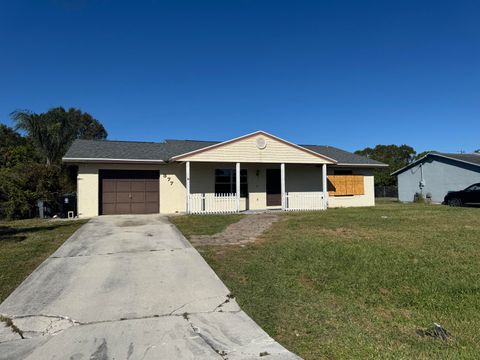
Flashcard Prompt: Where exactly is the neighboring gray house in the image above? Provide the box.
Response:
[392,152,480,203]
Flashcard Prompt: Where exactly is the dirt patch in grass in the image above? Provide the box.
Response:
[190,213,279,246]
[169,214,245,240]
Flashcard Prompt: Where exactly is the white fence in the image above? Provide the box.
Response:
[189,192,327,214]
[285,192,327,211]
[189,193,238,214]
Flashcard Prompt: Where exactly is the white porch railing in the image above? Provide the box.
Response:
[189,193,237,214]
[285,192,327,211]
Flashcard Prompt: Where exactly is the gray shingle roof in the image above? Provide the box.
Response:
[300,145,386,166]
[64,138,387,167]
[434,152,480,166]
[63,139,219,161]
[392,152,480,175]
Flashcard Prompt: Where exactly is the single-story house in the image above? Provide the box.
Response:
[392,152,480,203]
[62,131,387,217]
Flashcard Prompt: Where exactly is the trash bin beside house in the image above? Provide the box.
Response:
[36,194,77,219]
[60,193,77,218]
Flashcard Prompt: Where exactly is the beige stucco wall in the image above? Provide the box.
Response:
[178,134,332,164]
[75,162,375,218]
[327,168,375,208]
[76,164,99,218]
[159,162,187,214]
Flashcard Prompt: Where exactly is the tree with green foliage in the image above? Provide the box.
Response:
[11,107,107,165]
[0,125,42,218]
[0,124,38,167]
[415,150,437,160]
[1,108,107,219]
[355,144,416,186]
[0,163,54,219]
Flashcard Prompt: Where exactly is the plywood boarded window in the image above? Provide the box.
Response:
[328,175,364,196]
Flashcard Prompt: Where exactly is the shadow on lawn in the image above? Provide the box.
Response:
[0,222,71,243]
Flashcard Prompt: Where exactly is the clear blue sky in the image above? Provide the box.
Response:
[1,0,479,153]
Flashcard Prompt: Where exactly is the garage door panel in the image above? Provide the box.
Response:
[116,193,131,202]
[102,180,116,192]
[115,181,131,192]
[145,191,159,202]
[131,203,147,214]
[145,181,159,191]
[100,170,159,215]
[145,202,159,213]
[102,204,116,215]
[131,192,146,203]
[102,192,117,203]
[116,203,132,214]
[131,181,146,192]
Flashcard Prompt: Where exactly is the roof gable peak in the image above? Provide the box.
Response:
[170,130,337,163]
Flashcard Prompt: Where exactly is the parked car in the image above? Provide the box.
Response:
[444,183,480,207]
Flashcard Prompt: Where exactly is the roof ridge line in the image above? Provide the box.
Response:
[76,139,165,144]
[440,152,480,156]
[299,144,332,147]
[165,139,220,143]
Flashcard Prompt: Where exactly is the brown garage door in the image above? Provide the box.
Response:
[100,170,159,215]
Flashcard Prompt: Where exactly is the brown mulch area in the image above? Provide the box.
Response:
[190,213,279,246]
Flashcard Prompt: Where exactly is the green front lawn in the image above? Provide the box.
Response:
[173,203,480,359]
[0,219,87,303]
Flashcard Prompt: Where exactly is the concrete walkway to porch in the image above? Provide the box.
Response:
[0,215,300,360]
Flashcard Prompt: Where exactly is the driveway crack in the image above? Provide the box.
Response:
[0,315,24,341]
[168,295,232,316]
[212,294,235,312]
[1,314,80,340]
[50,247,188,259]
[183,315,228,359]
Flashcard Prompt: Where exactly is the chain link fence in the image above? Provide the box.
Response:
[375,185,398,199]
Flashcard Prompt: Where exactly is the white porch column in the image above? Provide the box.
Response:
[186,161,191,213]
[281,163,286,210]
[322,163,328,209]
[235,162,241,212]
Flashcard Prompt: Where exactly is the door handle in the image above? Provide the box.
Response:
[129,194,132,199]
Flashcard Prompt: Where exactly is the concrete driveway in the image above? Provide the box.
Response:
[0,215,300,359]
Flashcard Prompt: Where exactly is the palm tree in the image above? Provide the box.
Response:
[11,107,107,166]
[11,110,58,166]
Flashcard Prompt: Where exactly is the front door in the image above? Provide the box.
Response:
[266,169,281,206]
